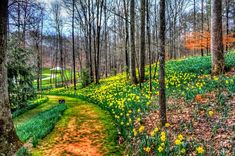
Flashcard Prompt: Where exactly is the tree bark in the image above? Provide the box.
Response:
[201,0,204,56]
[140,0,146,83]
[130,0,138,84]
[72,0,76,90]
[147,0,152,92]
[211,0,224,75]
[159,0,167,126]
[123,0,129,80]
[0,0,22,154]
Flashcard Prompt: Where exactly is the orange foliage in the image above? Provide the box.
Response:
[185,31,235,50]
[195,94,202,102]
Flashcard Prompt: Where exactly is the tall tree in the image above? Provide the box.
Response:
[159,0,167,126]
[201,0,204,56]
[130,0,138,84]
[123,0,129,80]
[72,0,76,90]
[193,0,196,55]
[147,0,152,92]
[0,0,22,154]
[211,0,224,75]
[225,0,230,51]
[140,0,146,83]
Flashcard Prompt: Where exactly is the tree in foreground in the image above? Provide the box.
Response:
[0,0,22,154]
[159,0,167,126]
[211,0,224,75]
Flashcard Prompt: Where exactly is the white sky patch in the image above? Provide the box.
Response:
[36,0,71,35]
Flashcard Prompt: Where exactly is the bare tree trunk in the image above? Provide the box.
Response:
[0,0,22,154]
[147,0,152,92]
[104,0,108,78]
[193,0,196,55]
[72,0,76,90]
[201,0,204,56]
[130,0,138,84]
[123,0,129,80]
[140,0,146,83]
[36,36,40,91]
[211,0,224,75]
[225,0,229,51]
[159,0,167,126]
[88,0,93,83]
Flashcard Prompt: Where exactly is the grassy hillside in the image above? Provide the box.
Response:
[46,52,235,155]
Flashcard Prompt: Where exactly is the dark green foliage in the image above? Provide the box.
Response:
[16,104,67,146]
[16,147,30,156]
[80,68,91,87]
[12,96,48,118]
[7,40,36,110]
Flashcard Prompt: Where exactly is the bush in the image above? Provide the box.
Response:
[80,68,91,87]
[7,39,36,110]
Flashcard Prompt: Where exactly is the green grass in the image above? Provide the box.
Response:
[12,96,49,118]
[16,104,67,147]
[31,96,122,155]
[14,96,61,126]
[33,68,79,90]
[16,147,30,156]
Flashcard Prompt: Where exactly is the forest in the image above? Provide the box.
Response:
[0,0,235,155]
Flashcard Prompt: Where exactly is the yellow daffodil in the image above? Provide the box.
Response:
[144,147,151,153]
[177,134,184,141]
[139,125,145,133]
[160,135,166,142]
[150,131,155,137]
[158,146,164,153]
[165,123,170,128]
[196,146,205,154]
[154,127,159,133]
[208,110,214,117]
[133,129,137,136]
[175,139,182,145]
[160,131,166,136]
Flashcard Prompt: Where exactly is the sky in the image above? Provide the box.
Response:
[37,0,71,35]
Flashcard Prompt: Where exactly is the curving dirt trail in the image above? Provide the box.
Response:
[31,96,120,156]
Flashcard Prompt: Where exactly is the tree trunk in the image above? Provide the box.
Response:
[0,0,22,154]
[159,0,167,126]
[88,0,93,83]
[211,0,224,75]
[123,0,129,80]
[147,0,152,92]
[193,0,196,55]
[72,0,76,90]
[130,0,138,84]
[140,0,146,83]
[201,0,204,56]
[226,0,229,51]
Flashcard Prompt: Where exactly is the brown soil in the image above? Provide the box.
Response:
[138,93,235,155]
[34,104,107,156]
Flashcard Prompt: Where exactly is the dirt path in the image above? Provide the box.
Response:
[31,96,120,156]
